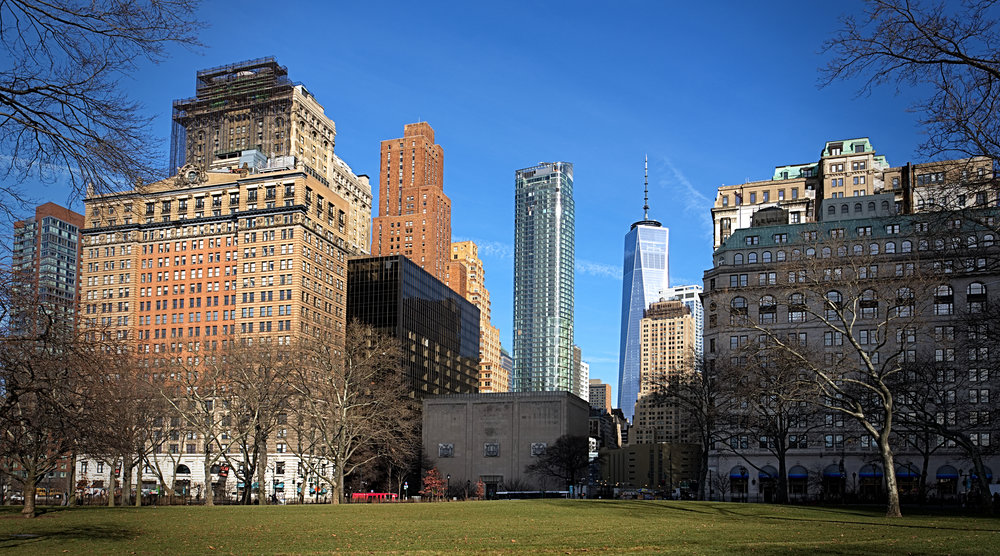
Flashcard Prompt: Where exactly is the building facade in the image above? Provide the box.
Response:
[662,284,704,363]
[513,162,575,392]
[703,148,999,503]
[618,220,669,422]
[169,57,371,255]
[588,379,613,414]
[372,122,451,282]
[422,391,590,496]
[12,202,84,325]
[630,300,695,445]
[448,241,507,392]
[347,255,480,397]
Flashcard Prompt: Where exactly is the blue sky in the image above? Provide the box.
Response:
[17,1,935,405]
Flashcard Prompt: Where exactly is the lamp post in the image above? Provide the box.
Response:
[739,467,748,503]
[446,474,451,501]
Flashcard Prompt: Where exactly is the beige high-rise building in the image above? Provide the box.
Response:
[80,158,360,361]
[447,241,506,392]
[631,299,695,444]
[170,57,371,256]
[589,379,612,414]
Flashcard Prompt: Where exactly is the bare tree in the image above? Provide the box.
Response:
[289,322,418,504]
[0,1,202,222]
[822,0,1000,164]
[524,435,591,491]
[717,347,823,504]
[0,276,104,517]
[214,336,293,505]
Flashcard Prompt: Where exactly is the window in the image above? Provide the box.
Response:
[825,291,842,319]
[934,285,954,315]
[788,293,806,322]
[438,443,455,458]
[484,443,500,457]
[967,282,987,313]
[759,296,776,323]
[750,192,757,203]
[745,235,759,245]
[530,442,547,457]
[762,251,772,263]
[773,233,787,244]
[901,240,912,253]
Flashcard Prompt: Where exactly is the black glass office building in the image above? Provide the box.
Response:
[348,255,480,396]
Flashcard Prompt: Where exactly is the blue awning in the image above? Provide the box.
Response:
[759,465,778,480]
[788,465,809,479]
[936,465,958,480]
[895,464,920,478]
[859,464,883,478]
[729,465,749,479]
[822,464,842,478]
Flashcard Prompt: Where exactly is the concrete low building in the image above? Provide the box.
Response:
[422,391,589,496]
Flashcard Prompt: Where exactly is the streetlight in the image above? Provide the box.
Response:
[739,467,747,502]
[446,474,451,500]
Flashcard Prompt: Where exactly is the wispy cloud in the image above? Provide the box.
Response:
[576,259,620,279]
[452,237,513,260]
[658,158,715,241]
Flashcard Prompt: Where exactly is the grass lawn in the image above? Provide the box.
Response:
[0,500,997,554]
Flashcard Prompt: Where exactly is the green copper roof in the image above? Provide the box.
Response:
[822,138,874,157]
[772,163,818,181]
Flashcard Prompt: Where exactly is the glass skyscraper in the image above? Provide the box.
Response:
[513,162,575,392]
[618,165,669,422]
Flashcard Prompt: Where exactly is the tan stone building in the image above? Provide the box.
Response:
[372,122,451,282]
[169,57,371,256]
[588,379,612,414]
[81,158,360,365]
[447,241,506,392]
[630,299,696,445]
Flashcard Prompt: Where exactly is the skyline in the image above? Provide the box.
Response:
[2,1,939,405]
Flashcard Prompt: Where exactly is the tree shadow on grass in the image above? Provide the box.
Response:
[0,524,138,549]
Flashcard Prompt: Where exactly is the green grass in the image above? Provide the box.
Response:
[0,500,997,554]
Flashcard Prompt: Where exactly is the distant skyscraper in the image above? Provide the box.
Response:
[12,203,83,327]
[618,158,669,422]
[663,284,704,363]
[372,122,451,282]
[513,162,575,392]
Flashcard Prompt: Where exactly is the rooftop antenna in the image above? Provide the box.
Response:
[643,154,650,220]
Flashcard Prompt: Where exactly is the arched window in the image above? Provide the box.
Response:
[759,295,777,323]
[901,240,912,253]
[825,290,843,319]
[748,252,758,264]
[934,238,945,250]
[776,250,786,262]
[860,289,878,318]
[788,293,806,322]
[841,204,849,214]
[853,244,863,255]
[731,296,748,324]
[868,202,876,212]
[869,243,879,255]
[718,256,726,266]
[881,200,890,212]
[806,247,816,257]
[885,241,896,254]
[967,235,978,248]
[934,285,954,315]
[854,203,863,213]
[895,287,914,317]
[734,253,744,265]
[918,239,928,251]
[762,251,772,263]
[828,205,836,215]
[791,249,801,260]
[984,234,995,247]
[822,247,832,258]
[837,245,847,257]
[967,282,987,313]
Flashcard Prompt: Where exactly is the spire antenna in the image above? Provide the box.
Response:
[643,154,649,220]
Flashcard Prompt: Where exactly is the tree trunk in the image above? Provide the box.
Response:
[697,445,709,501]
[257,436,268,505]
[918,450,930,506]
[121,461,133,507]
[776,454,788,504]
[67,453,77,507]
[134,460,142,507]
[969,450,994,515]
[21,473,37,518]
[203,452,214,507]
[107,465,115,507]
[878,435,902,517]
[332,461,344,505]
